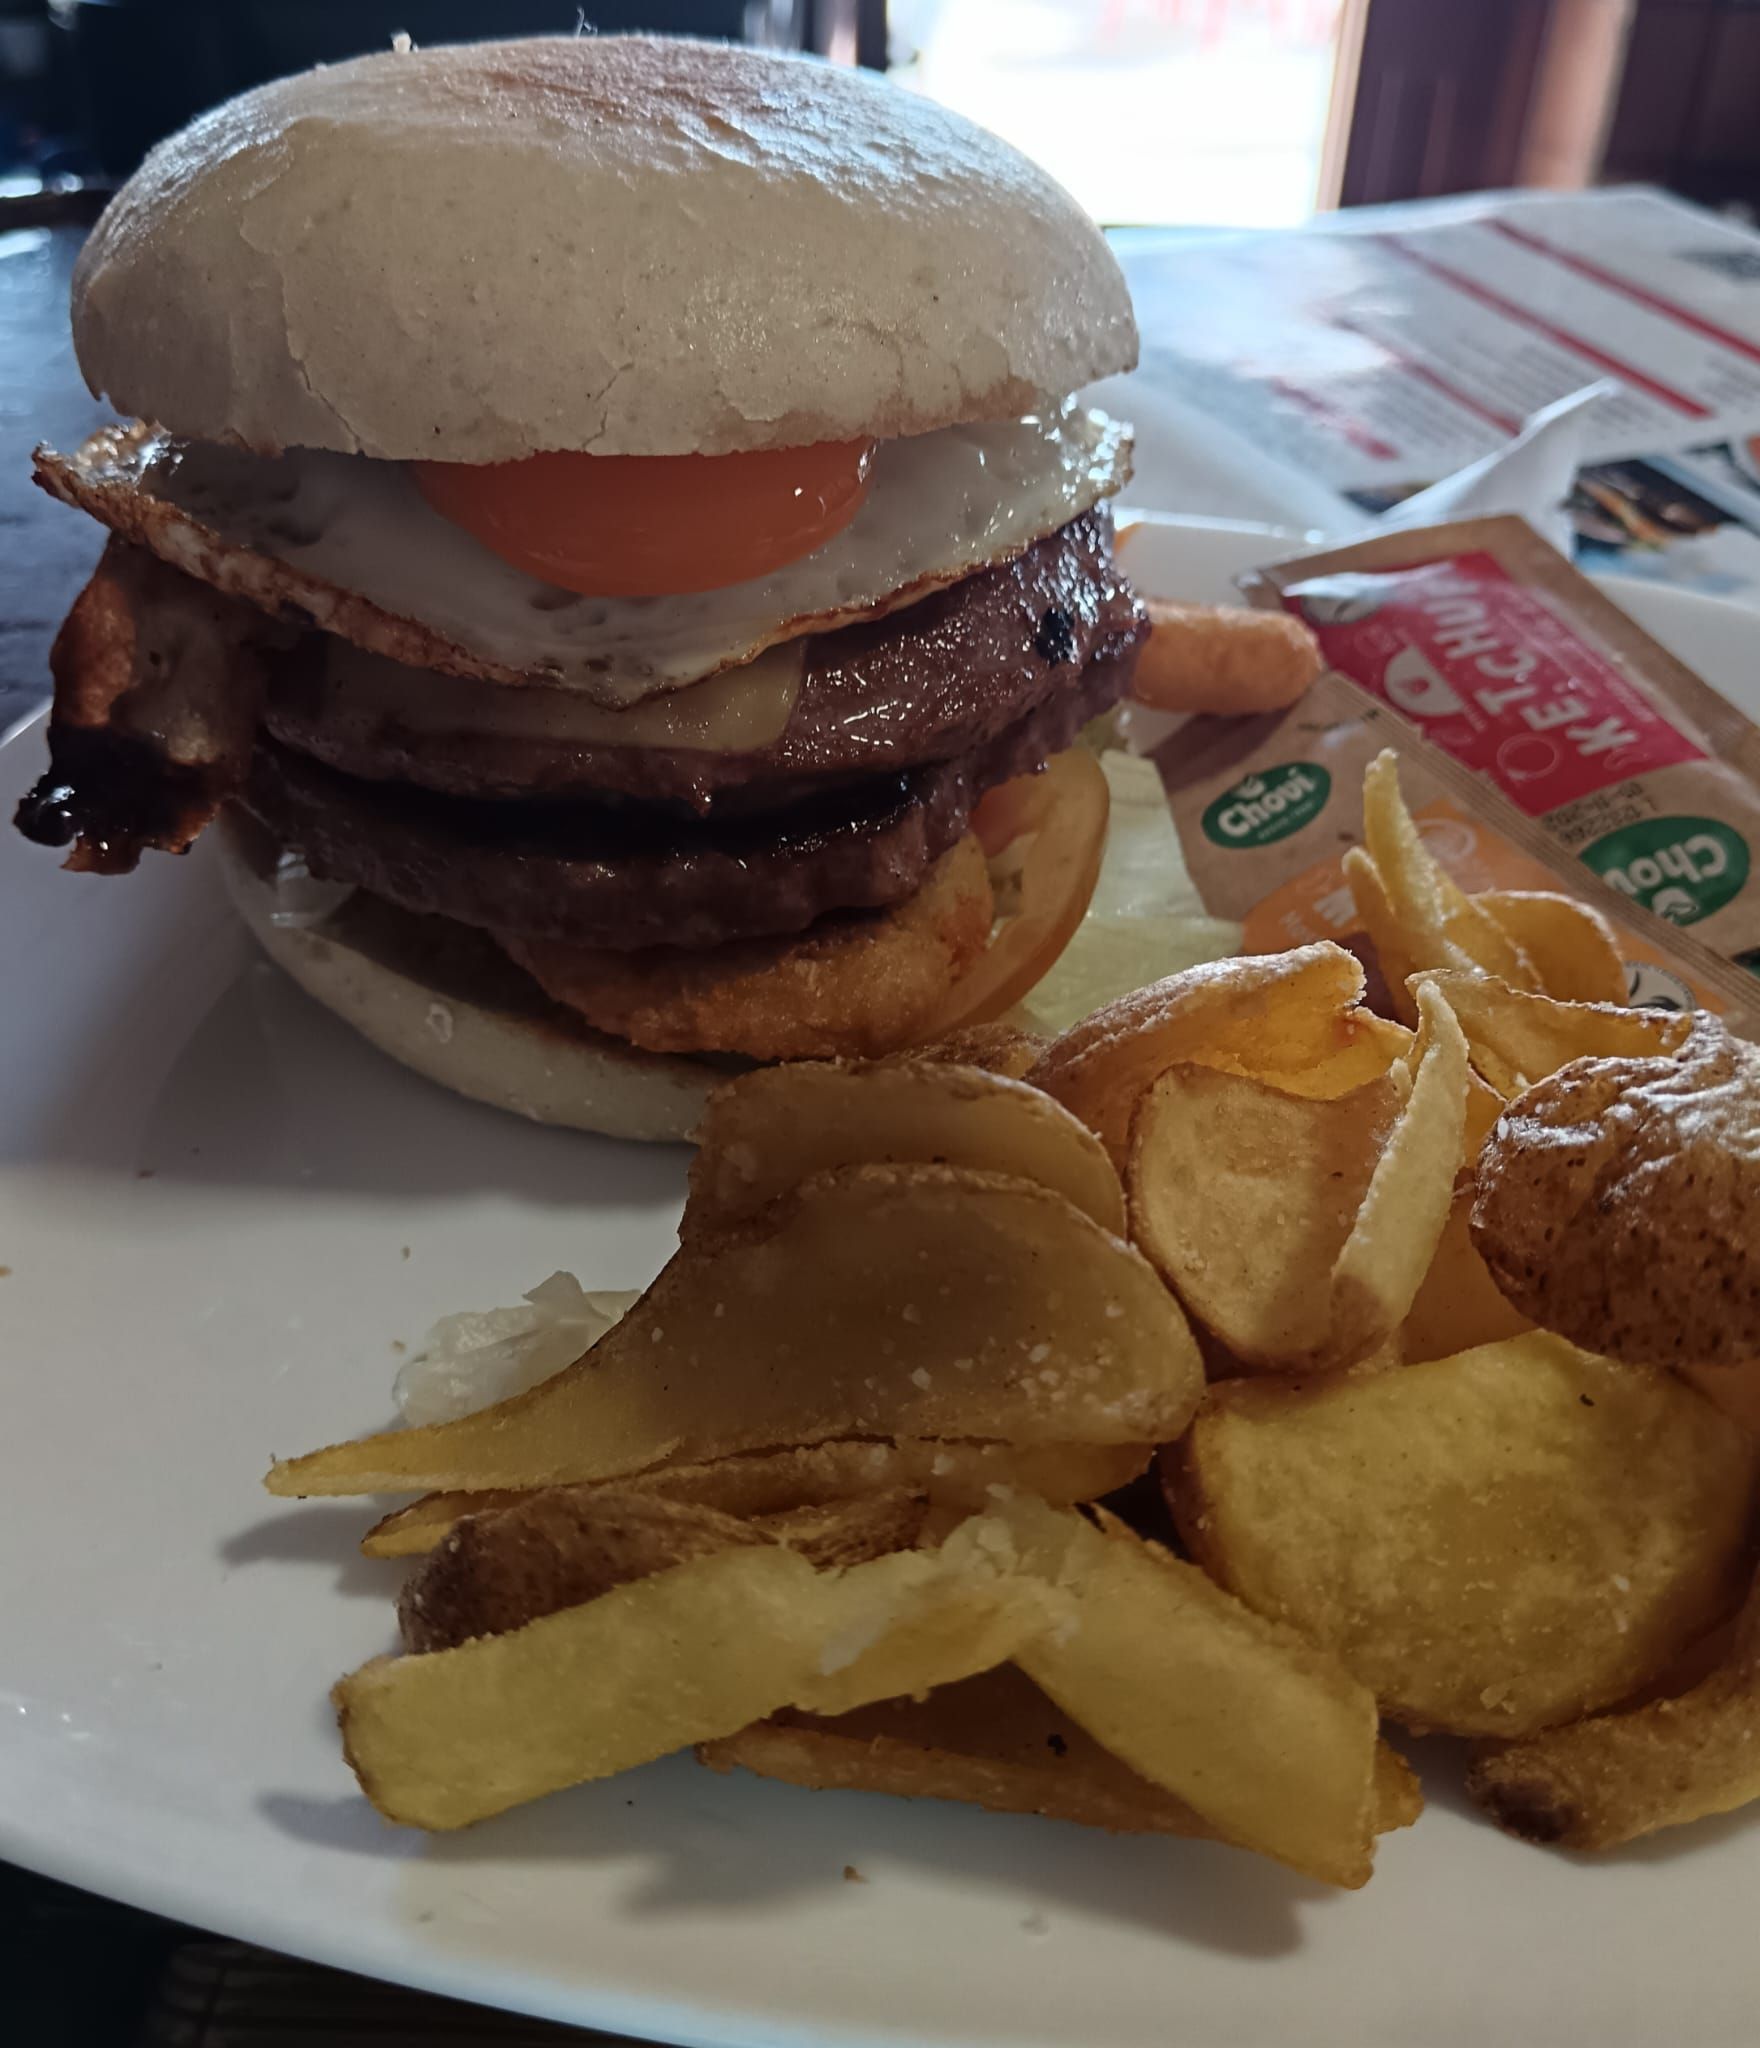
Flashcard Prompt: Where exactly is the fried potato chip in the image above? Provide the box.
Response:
[1398,1191,1533,1364]
[1359,751,1540,991]
[1168,1333,1758,1737]
[337,1516,1062,1829]
[1476,890,1628,1007]
[1129,981,1466,1372]
[688,1059,1125,1240]
[1129,1065,1399,1369]
[702,1665,1219,1837]
[359,1440,1154,1559]
[1026,942,1371,1167]
[1471,1016,1760,1370]
[991,1497,1388,1887]
[1415,967,1688,1096]
[1251,1011,1413,1101]
[1466,1570,1760,1850]
[272,1165,1200,1498]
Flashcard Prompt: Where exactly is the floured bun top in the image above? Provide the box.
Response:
[72,35,1138,463]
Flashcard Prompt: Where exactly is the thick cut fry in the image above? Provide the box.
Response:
[272,1166,1200,1498]
[990,1498,1387,1887]
[689,1058,1125,1240]
[702,1666,1218,1837]
[1415,968,1688,1096]
[1328,980,1469,1362]
[1477,890,1628,1007]
[1467,1574,1760,1850]
[1132,599,1322,715]
[1169,1334,1758,1737]
[359,1440,1154,1559]
[1129,1066,1398,1369]
[337,1521,1061,1830]
[1026,942,1370,1167]
[1359,751,1540,990]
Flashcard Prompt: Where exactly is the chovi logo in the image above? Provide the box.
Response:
[1202,763,1331,848]
[1582,815,1750,925]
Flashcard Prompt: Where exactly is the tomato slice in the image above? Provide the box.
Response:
[412,438,876,597]
[925,749,1112,1035]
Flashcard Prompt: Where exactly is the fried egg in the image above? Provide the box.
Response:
[39,406,1131,708]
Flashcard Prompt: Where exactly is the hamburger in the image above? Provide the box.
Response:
[16,34,1145,1140]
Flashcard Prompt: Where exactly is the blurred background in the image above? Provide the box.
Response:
[3,0,1760,226]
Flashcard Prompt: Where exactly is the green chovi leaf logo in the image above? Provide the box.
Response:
[1581,815,1750,926]
[1201,763,1332,849]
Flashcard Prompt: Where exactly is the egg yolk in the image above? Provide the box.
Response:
[411,438,877,598]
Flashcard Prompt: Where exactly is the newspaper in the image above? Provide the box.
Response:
[1099,189,1760,601]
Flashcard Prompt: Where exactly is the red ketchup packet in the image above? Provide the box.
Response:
[1240,516,1760,985]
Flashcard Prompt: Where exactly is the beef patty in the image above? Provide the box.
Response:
[240,642,1134,951]
[260,509,1142,814]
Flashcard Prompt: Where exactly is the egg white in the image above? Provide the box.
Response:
[41,406,1131,707]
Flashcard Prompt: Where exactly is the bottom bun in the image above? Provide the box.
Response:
[217,816,730,1143]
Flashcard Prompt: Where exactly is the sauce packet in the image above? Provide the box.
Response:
[1144,665,1760,1035]
[1239,516,1760,979]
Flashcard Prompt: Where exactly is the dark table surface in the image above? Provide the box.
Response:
[0,219,108,738]
[0,213,633,2048]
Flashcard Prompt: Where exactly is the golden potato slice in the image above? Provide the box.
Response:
[337,1517,1061,1830]
[1128,980,1466,1372]
[1471,1017,1760,1370]
[701,1666,1219,1838]
[688,1059,1125,1240]
[1476,890,1628,1007]
[1026,941,1371,1167]
[1250,1011,1413,1101]
[359,1440,1154,1558]
[271,1165,1200,1498]
[1467,1571,1760,1850]
[1399,1191,1533,1364]
[1359,750,1540,990]
[1129,1065,1398,1369]
[1416,967,1688,1096]
[1168,1334,1758,1737]
[990,1496,1388,1887]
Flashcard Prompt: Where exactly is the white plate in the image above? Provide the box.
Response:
[3,518,1757,2048]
